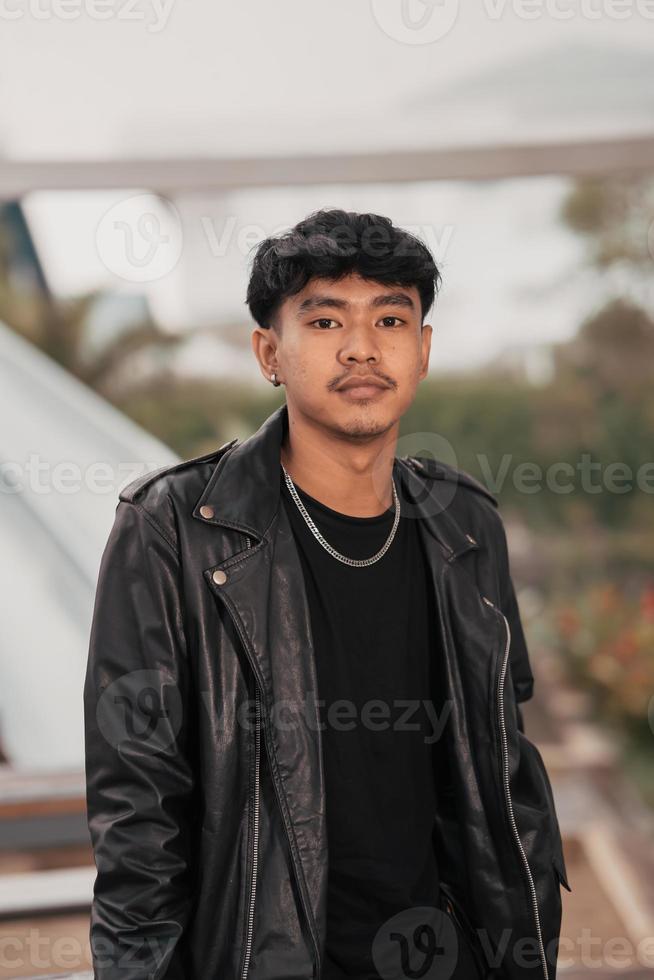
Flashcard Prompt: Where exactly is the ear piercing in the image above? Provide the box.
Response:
[270,373,281,386]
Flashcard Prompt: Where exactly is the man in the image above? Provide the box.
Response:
[84,209,571,980]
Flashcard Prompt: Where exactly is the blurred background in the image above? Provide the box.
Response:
[0,2,653,977]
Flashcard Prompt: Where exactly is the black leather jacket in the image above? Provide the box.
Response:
[84,402,571,980]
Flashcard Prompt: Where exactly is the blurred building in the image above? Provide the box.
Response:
[0,320,178,773]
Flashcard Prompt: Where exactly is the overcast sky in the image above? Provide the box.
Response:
[2,1,653,158]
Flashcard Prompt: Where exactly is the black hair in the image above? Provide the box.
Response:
[245,208,441,330]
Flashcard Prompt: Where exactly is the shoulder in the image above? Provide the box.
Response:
[119,437,239,505]
[402,454,507,561]
[116,437,239,548]
[402,455,498,508]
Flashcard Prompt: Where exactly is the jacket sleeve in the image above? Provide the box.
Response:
[495,512,534,734]
[83,498,196,980]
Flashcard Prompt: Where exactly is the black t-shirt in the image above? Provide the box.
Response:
[280,461,442,980]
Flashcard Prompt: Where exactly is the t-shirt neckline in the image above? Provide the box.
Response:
[280,462,397,525]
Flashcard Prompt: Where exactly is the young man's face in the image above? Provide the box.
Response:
[255,272,432,440]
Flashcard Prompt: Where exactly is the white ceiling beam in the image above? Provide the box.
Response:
[2,134,654,197]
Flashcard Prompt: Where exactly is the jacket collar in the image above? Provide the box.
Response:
[193,402,479,562]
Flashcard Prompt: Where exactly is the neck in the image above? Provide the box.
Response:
[280,406,398,518]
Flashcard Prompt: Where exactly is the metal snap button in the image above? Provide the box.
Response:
[212,568,227,585]
[200,505,215,519]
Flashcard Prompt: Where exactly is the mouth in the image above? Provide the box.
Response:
[335,376,392,399]
[336,383,390,399]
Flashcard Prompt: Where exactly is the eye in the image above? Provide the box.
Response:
[311,318,338,330]
[380,316,404,327]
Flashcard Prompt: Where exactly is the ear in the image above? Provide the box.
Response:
[251,326,280,382]
[419,323,433,379]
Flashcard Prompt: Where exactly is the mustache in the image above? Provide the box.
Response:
[329,372,397,391]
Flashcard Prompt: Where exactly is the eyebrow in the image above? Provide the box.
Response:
[296,292,416,316]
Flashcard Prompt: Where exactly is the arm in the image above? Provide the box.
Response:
[495,514,534,735]
[83,499,195,980]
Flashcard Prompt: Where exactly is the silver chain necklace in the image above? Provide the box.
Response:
[281,462,401,567]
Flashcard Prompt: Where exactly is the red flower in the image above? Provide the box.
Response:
[557,607,580,638]
[612,630,639,664]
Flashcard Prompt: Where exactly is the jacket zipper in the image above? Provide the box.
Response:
[214,579,322,980]
[481,594,549,980]
[240,685,261,980]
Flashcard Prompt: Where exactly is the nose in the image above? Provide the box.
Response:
[337,320,382,366]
